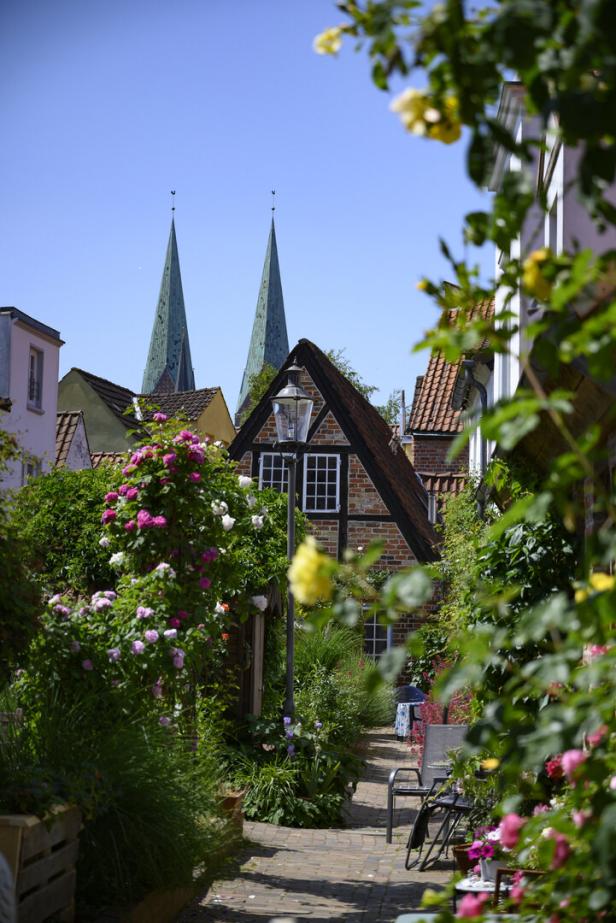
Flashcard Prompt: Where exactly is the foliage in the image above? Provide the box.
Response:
[308,2,616,918]
[0,691,225,910]
[325,348,378,401]
[10,466,118,594]
[0,428,41,682]
[374,389,402,426]
[238,362,278,424]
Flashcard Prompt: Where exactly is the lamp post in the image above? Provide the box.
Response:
[271,362,314,718]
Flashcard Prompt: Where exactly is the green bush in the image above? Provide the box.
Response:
[10,466,119,595]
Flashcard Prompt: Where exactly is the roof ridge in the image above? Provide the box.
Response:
[71,367,136,395]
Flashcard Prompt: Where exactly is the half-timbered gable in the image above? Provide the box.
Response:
[230,340,438,581]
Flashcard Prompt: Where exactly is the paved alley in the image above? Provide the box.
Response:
[177,728,451,923]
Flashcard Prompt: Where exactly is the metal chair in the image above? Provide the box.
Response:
[405,782,473,870]
[386,723,468,843]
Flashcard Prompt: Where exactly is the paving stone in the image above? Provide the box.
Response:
[176,728,452,923]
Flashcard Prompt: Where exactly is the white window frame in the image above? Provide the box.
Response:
[302,453,340,513]
[258,451,288,493]
[28,346,43,409]
[22,458,42,484]
[363,611,392,661]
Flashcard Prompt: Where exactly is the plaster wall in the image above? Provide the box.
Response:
[198,390,236,446]
[1,318,60,490]
[65,418,92,470]
[58,371,132,453]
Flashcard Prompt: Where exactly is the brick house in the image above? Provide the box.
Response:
[229,339,439,660]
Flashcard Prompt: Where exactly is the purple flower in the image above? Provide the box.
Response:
[82,659,94,671]
[153,515,168,528]
[164,628,178,640]
[285,729,294,739]
[199,576,212,590]
[136,606,154,620]
[315,721,323,730]
[283,716,292,726]
[159,716,171,726]
[187,445,205,464]
[53,604,71,617]
[94,597,112,611]
[287,744,295,757]
[131,640,145,654]
[122,464,137,476]
[126,487,139,500]
[189,471,201,482]
[201,547,218,562]
[101,508,116,524]
[145,630,159,644]
[104,591,117,600]
[118,484,129,496]
[153,412,168,422]
[107,647,121,662]
[70,640,81,653]
[137,509,154,529]
[152,681,163,698]
[173,654,185,669]
[104,491,119,503]
[163,452,177,468]
[179,430,194,442]
[125,519,136,531]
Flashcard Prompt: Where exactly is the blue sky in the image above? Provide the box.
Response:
[1,0,491,414]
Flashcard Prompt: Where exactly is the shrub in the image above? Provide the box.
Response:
[10,466,118,594]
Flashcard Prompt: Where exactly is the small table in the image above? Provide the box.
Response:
[453,874,511,912]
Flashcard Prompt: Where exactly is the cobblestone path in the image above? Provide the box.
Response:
[177,728,451,923]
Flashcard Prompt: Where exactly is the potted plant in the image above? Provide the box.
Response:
[466,826,508,881]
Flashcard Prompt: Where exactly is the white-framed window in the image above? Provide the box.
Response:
[28,347,43,409]
[302,453,340,513]
[258,452,288,493]
[363,613,390,661]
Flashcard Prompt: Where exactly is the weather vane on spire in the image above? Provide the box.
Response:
[171,190,176,215]
[271,189,276,214]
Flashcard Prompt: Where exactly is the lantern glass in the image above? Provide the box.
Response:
[272,395,312,445]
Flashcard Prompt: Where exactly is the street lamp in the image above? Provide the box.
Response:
[271,362,313,718]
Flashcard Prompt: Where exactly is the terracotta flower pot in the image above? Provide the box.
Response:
[453,842,475,874]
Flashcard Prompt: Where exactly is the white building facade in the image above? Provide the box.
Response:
[0,307,63,491]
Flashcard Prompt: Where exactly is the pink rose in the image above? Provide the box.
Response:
[153,412,168,422]
[159,716,171,726]
[104,491,118,503]
[172,654,185,669]
[199,576,212,590]
[101,508,116,524]
[548,830,570,869]
[164,629,178,640]
[145,630,159,644]
[177,610,189,621]
[499,813,526,849]
[118,484,129,496]
[189,471,201,482]
[457,892,490,918]
[202,548,218,562]
[107,647,121,662]
[122,464,137,476]
[561,749,587,782]
[187,445,204,464]
[572,809,591,828]
[124,519,136,531]
[126,487,139,500]
[131,640,145,654]
[587,725,607,748]
[163,452,177,467]
[152,681,163,698]
[168,617,181,629]
[82,659,94,671]
[153,515,167,528]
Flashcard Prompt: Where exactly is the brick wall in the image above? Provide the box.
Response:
[254,368,325,444]
[412,435,467,473]
[310,411,349,446]
[308,518,339,557]
[236,451,252,477]
[348,455,388,515]
[347,520,416,569]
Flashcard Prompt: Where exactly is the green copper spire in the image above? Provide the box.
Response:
[142,218,195,394]
[237,217,289,414]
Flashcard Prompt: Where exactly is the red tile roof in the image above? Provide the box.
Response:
[56,411,86,466]
[91,451,127,468]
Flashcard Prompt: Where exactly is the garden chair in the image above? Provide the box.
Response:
[405,779,473,870]
[386,723,468,843]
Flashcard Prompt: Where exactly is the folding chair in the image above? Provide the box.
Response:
[386,723,467,843]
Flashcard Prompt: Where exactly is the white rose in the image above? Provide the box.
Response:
[211,500,228,516]
[215,602,226,616]
[246,494,257,509]
[221,514,236,532]
[238,475,253,489]
[99,536,110,548]
[251,515,264,530]
[109,551,125,568]
[251,595,268,611]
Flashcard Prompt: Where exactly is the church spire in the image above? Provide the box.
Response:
[142,217,195,394]
[237,216,289,415]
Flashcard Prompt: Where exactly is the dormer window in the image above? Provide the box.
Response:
[28,347,43,409]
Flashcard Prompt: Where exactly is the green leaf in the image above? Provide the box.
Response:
[383,568,433,608]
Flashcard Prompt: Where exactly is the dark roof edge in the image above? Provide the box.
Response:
[1,307,63,343]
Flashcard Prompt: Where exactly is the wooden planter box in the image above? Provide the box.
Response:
[0,805,81,923]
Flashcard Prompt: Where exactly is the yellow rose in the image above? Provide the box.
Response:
[417,278,429,291]
[390,88,430,136]
[427,96,461,144]
[313,26,343,55]
[481,757,500,771]
[522,247,553,300]
[288,537,334,606]
[575,571,615,602]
